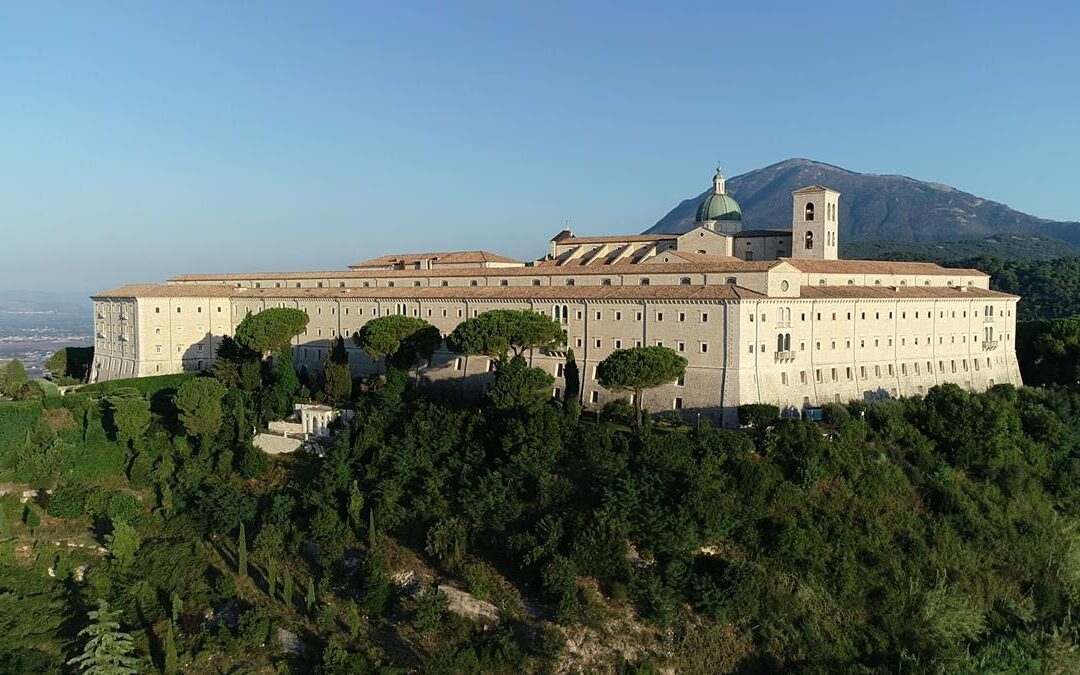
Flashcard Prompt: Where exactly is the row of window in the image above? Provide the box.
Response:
[751,306,1010,323]
[779,356,1000,386]
[758,330,1011,354]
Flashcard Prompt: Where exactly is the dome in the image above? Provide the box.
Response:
[696,192,742,222]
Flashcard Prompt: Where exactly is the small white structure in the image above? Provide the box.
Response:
[296,403,355,438]
[254,404,355,454]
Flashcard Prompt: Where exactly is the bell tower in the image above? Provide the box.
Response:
[791,185,840,260]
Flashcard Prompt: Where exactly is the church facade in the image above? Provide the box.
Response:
[91,169,1021,425]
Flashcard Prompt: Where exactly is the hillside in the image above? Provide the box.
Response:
[646,158,1080,244]
[842,233,1080,262]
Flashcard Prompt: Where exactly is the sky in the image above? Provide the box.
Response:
[1,1,1078,294]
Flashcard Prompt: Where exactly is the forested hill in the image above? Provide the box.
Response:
[942,256,1080,322]
[646,158,1080,244]
[5,307,1080,671]
[843,233,1080,263]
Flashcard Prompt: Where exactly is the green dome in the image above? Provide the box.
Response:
[696,192,742,222]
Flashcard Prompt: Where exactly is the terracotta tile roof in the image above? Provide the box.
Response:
[95,283,765,301]
[348,250,522,268]
[93,284,240,299]
[655,251,745,264]
[800,285,1017,300]
[169,259,786,282]
[781,258,988,277]
[554,234,671,245]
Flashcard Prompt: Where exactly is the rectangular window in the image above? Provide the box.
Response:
[701,312,709,323]
[594,339,602,349]
[781,372,788,386]
[614,339,622,349]
[700,343,708,354]
[673,397,683,410]
[678,312,686,322]
[615,311,622,320]
[590,391,599,404]
[800,371,807,384]
[677,342,685,352]
[656,312,664,322]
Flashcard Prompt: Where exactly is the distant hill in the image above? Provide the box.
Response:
[646,158,1080,245]
[841,233,1080,263]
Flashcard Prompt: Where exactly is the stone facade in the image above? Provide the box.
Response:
[90,179,1022,425]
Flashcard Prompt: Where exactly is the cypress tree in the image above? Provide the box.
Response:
[0,502,8,536]
[237,523,248,580]
[67,599,139,674]
[268,558,277,600]
[563,348,580,403]
[306,577,316,616]
[163,620,178,675]
[171,593,183,624]
[368,507,377,549]
[283,569,294,608]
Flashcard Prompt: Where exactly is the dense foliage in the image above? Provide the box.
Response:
[3,307,1080,671]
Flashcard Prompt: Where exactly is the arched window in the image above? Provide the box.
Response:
[784,333,791,351]
[441,280,448,287]
[640,278,650,286]
[726,276,737,285]
[532,279,541,286]
[601,278,612,286]
[805,203,815,221]
[777,334,785,353]
[499,279,508,286]
[680,277,691,285]
[565,279,575,286]
[805,231,814,250]
[562,306,568,321]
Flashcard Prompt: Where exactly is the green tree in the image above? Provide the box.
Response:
[0,503,8,536]
[0,359,28,398]
[346,481,364,537]
[237,522,248,580]
[105,520,141,566]
[171,593,182,623]
[306,577,317,616]
[211,336,262,391]
[596,346,687,427]
[163,620,178,675]
[563,348,580,403]
[487,355,554,412]
[110,397,151,451]
[268,559,277,600]
[23,504,40,531]
[322,336,353,402]
[283,569,294,608]
[67,599,139,674]
[446,309,565,360]
[172,377,227,447]
[233,308,309,359]
[354,315,442,369]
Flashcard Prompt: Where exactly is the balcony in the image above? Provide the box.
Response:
[982,340,999,351]
[982,316,995,324]
[774,350,795,361]
[776,321,791,329]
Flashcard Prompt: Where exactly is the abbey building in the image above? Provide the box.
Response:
[91,169,1021,425]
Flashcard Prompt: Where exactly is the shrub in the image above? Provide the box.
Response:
[235,443,270,479]
[46,485,90,519]
[86,489,140,522]
[737,403,780,428]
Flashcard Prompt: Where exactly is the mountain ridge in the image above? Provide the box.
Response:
[645,158,1080,244]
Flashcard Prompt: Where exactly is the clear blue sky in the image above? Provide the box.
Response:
[2,1,1077,293]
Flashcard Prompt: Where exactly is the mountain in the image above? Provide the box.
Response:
[645,158,1080,245]
[841,233,1080,263]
